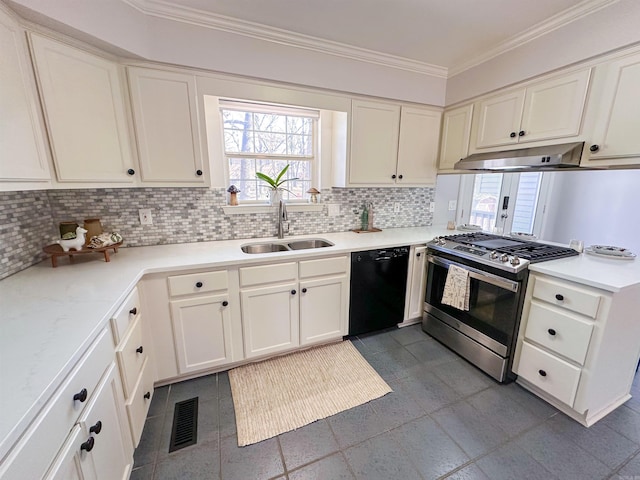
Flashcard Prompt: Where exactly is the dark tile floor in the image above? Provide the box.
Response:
[130,324,640,480]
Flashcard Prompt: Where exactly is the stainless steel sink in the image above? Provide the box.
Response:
[240,243,290,254]
[240,238,334,253]
[287,239,334,250]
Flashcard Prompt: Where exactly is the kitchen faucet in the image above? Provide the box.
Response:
[277,200,288,239]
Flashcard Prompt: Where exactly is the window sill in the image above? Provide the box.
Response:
[222,203,324,215]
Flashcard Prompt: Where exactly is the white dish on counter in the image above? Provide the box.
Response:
[585,247,636,260]
[457,224,483,231]
[509,232,538,240]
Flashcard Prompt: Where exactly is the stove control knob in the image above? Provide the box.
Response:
[438,237,447,245]
[489,250,499,259]
[500,253,509,262]
[510,256,521,266]
[432,236,441,244]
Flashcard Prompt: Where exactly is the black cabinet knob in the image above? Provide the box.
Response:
[144,392,151,400]
[590,144,600,152]
[518,130,525,137]
[136,346,143,354]
[196,169,203,176]
[80,437,95,452]
[301,288,307,293]
[195,282,203,288]
[73,388,88,403]
[127,169,135,176]
[510,132,516,138]
[555,294,564,301]
[129,307,137,315]
[291,289,297,295]
[416,252,421,257]
[538,369,547,377]
[398,174,403,179]
[548,328,557,336]
[222,300,228,307]
[90,420,102,435]
[391,174,396,179]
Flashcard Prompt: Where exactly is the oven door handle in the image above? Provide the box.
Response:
[427,255,519,293]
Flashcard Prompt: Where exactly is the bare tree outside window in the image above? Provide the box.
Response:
[222,103,316,202]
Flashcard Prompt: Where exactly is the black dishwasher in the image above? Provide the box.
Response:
[349,247,410,336]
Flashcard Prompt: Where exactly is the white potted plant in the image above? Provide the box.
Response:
[255,164,298,205]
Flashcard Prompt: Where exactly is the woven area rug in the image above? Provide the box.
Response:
[228,340,392,446]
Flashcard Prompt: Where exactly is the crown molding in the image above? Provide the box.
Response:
[448,0,620,76]
[121,0,448,78]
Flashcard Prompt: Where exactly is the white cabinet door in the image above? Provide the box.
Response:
[241,282,299,358]
[588,53,640,162]
[44,426,95,480]
[520,69,590,143]
[128,67,206,184]
[474,89,525,149]
[404,246,427,321]
[170,294,233,373]
[79,364,132,480]
[29,34,135,183]
[299,275,348,346]
[396,107,441,185]
[349,99,400,184]
[0,9,50,184]
[438,104,473,171]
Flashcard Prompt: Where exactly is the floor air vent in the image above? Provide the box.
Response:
[168,397,198,453]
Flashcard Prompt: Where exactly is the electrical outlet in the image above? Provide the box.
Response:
[139,208,153,225]
[429,202,436,213]
[327,204,340,216]
[393,202,401,213]
[448,200,457,211]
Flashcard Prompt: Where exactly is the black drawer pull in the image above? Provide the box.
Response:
[136,346,144,354]
[510,132,516,138]
[518,130,525,137]
[302,288,307,293]
[80,437,94,452]
[73,388,88,403]
[398,174,403,179]
[555,294,564,301]
[291,289,297,295]
[538,369,547,377]
[391,174,396,179]
[196,169,203,176]
[547,328,557,336]
[90,420,102,435]
[129,307,137,315]
[127,168,135,176]
[195,282,203,288]
[222,301,228,307]
[144,392,151,400]
[590,144,600,152]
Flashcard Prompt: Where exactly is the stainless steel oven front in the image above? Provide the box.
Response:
[422,251,529,382]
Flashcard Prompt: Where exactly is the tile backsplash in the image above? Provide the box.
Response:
[0,186,434,279]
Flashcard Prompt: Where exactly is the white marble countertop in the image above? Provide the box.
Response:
[1,225,639,460]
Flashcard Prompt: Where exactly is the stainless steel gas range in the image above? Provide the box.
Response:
[423,232,579,383]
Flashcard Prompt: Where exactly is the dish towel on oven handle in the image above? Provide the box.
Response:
[441,264,470,311]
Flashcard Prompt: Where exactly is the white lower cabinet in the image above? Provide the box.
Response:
[44,426,95,480]
[299,275,347,346]
[403,245,427,323]
[513,271,640,426]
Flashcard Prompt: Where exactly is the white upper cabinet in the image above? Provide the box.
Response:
[471,69,591,151]
[582,51,640,167]
[0,8,50,186]
[438,103,473,172]
[397,107,441,185]
[349,99,441,186]
[29,33,136,183]
[127,68,207,184]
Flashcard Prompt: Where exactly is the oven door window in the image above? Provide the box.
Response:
[426,262,520,347]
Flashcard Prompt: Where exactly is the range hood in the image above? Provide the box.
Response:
[454,142,584,171]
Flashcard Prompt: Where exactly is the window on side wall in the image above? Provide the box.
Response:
[220,100,318,203]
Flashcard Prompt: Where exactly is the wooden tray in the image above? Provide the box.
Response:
[351,228,382,233]
[42,242,122,267]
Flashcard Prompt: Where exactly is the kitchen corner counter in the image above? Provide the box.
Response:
[529,252,640,292]
[0,226,450,460]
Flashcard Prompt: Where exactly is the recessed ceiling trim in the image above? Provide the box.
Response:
[122,0,448,77]
[448,0,620,76]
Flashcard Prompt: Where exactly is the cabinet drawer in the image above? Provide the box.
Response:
[240,262,297,287]
[168,270,228,297]
[532,276,601,318]
[0,329,112,480]
[110,286,140,345]
[517,341,581,406]
[524,301,594,365]
[299,256,348,279]
[126,357,154,447]
[116,314,147,399]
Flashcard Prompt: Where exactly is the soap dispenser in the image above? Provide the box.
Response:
[367,202,374,230]
[360,204,369,231]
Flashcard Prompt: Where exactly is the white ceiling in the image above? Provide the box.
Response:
[161,0,599,73]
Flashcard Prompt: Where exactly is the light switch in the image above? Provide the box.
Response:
[139,209,153,225]
[448,200,457,211]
